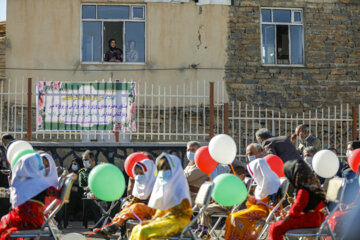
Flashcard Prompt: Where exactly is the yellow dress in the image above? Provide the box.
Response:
[130,199,192,240]
[225,196,271,240]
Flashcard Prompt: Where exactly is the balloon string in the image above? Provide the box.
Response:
[208,174,212,182]
[87,199,143,237]
[87,220,114,237]
[250,197,282,214]
[230,164,236,175]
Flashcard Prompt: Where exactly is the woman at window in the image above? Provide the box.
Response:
[104,39,123,62]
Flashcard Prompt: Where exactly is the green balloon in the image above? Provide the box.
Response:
[89,163,126,202]
[212,173,247,207]
[11,149,37,170]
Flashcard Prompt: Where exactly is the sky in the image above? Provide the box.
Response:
[0,0,6,22]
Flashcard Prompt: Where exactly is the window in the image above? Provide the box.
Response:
[261,8,304,65]
[81,4,145,64]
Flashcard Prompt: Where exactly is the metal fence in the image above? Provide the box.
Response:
[0,77,357,160]
[226,102,355,161]
[0,77,226,142]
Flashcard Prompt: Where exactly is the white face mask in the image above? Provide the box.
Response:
[72,165,79,171]
[186,152,195,161]
[304,156,313,164]
[346,150,353,158]
[83,160,91,168]
[248,155,256,162]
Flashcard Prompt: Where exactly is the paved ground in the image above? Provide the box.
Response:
[61,221,121,240]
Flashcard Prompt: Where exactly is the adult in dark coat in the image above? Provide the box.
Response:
[255,128,302,163]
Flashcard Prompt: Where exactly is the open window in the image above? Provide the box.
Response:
[81,4,146,64]
[261,8,304,65]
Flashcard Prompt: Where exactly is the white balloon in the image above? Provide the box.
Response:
[6,140,33,165]
[209,134,237,165]
[312,149,340,178]
[59,233,86,240]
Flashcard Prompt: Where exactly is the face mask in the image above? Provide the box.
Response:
[187,152,195,161]
[135,175,146,184]
[158,170,172,182]
[304,156,313,164]
[248,155,256,162]
[346,150,352,158]
[83,160,91,168]
[44,168,50,176]
[72,165,79,171]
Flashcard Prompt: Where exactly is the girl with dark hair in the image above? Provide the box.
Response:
[104,39,123,62]
[268,160,325,240]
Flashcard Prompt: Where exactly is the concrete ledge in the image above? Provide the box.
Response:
[30,141,208,148]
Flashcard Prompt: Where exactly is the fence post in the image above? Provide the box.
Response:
[209,82,214,139]
[114,80,120,142]
[224,103,229,134]
[27,78,32,141]
[353,106,358,140]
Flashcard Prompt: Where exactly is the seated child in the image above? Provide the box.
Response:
[268,160,325,240]
[130,153,193,240]
[225,158,280,240]
[99,159,157,238]
[0,152,64,239]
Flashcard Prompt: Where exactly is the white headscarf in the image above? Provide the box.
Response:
[247,158,280,200]
[10,153,51,208]
[40,152,59,188]
[132,159,157,200]
[148,153,191,211]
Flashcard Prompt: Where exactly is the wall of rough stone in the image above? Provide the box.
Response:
[226,0,360,113]
[0,142,190,170]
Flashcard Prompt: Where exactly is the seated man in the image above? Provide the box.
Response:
[79,150,101,229]
[183,141,209,205]
[196,165,246,238]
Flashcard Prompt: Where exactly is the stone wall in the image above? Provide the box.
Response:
[226,0,360,113]
[1,142,190,170]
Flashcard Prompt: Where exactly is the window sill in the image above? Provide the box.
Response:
[261,64,305,68]
[81,62,146,65]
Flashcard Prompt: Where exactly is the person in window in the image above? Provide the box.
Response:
[104,39,123,62]
[126,40,139,62]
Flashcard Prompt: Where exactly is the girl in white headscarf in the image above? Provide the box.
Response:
[98,159,157,238]
[130,153,193,240]
[0,152,63,239]
[39,152,59,188]
[225,158,280,240]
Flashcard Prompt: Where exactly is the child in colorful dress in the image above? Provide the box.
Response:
[268,160,325,240]
[130,153,193,240]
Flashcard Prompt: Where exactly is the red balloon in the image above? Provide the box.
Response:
[195,146,218,175]
[348,149,360,174]
[264,154,285,178]
[125,153,148,178]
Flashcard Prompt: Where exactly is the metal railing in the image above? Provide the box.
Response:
[0,77,226,142]
[0,77,357,159]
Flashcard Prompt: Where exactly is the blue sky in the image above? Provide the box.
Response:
[0,0,6,22]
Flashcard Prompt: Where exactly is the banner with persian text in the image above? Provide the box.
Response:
[36,82,136,131]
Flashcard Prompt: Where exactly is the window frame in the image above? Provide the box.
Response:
[80,3,147,65]
[260,7,305,67]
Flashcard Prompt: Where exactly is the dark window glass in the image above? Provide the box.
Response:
[276,25,289,64]
[133,7,144,19]
[261,9,271,22]
[262,25,275,64]
[98,5,129,19]
[82,5,96,19]
[82,21,102,62]
[125,22,145,62]
[273,10,291,23]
